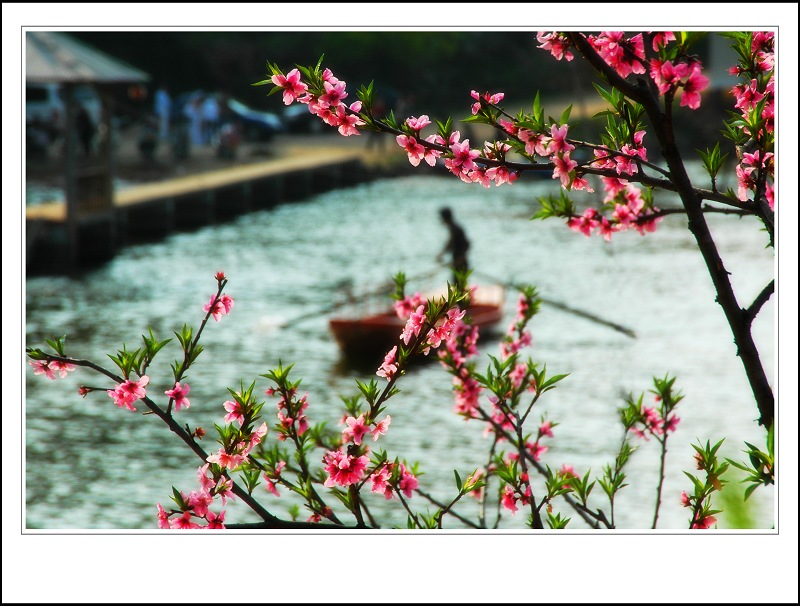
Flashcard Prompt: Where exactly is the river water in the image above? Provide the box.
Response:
[24,170,776,530]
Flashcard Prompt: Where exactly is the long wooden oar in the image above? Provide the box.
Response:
[470,269,637,339]
[278,266,442,329]
[278,288,390,328]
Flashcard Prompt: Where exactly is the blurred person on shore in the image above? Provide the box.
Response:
[216,121,240,159]
[171,114,190,160]
[154,84,172,141]
[185,95,205,147]
[202,94,221,145]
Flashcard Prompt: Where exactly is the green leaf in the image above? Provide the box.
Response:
[171,486,186,508]
[726,459,751,473]
[462,114,488,124]
[683,471,704,494]
[592,83,615,106]
[766,423,774,456]
[678,31,708,48]
[330,488,352,510]
[540,373,569,391]
[593,109,618,119]
[559,104,573,126]
[357,80,375,110]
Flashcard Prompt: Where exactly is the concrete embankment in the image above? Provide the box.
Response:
[25,138,413,274]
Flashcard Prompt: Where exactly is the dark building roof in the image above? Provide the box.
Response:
[26,31,150,84]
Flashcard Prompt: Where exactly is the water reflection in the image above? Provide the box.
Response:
[25,173,775,530]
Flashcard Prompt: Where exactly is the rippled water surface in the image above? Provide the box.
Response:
[25,171,775,530]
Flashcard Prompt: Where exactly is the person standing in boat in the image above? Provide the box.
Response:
[436,207,471,289]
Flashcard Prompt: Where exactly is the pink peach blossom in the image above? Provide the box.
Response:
[204,293,234,322]
[370,465,394,499]
[107,375,150,411]
[165,381,191,412]
[406,115,431,131]
[197,463,215,493]
[546,124,575,156]
[335,101,365,136]
[445,138,479,174]
[528,440,548,461]
[223,399,245,425]
[206,448,245,471]
[263,474,280,497]
[30,359,57,380]
[377,346,398,381]
[650,31,676,50]
[485,165,516,186]
[393,292,426,319]
[170,510,201,529]
[396,134,426,166]
[215,476,235,505]
[188,490,213,517]
[679,63,709,110]
[204,510,226,529]
[272,68,308,105]
[398,464,419,498]
[156,503,171,529]
[552,153,578,188]
[591,31,645,78]
[323,449,370,488]
[400,304,427,345]
[732,79,765,112]
[371,415,392,441]
[501,485,518,514]
[692,515,717,529]
[470,90,505,115]
[650,59,689,95]
[342,414,369,446]
[536,32,574,61]
[318,79,348,109]
[518,129,549,157]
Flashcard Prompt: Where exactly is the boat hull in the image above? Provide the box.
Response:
[329,298,504,361]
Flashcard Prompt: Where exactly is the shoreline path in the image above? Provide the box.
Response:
[26,130,405,194]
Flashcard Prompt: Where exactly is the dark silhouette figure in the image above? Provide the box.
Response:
[437,207,470,287]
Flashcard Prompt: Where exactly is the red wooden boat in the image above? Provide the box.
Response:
[329,284,505,360]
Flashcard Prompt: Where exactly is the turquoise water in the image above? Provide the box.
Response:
[24,172,775,530]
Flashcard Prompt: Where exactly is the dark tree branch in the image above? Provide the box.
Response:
[569,32,774,429]
[745,280,775,325]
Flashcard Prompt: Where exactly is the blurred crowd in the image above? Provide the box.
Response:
[139,85,242,161]
[26,82,292,164]
[26,81,409,165]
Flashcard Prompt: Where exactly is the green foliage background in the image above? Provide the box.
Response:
[71,30,601,113]
[70,30,723,154]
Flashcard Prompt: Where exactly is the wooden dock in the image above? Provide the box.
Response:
[25,146,375,273]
